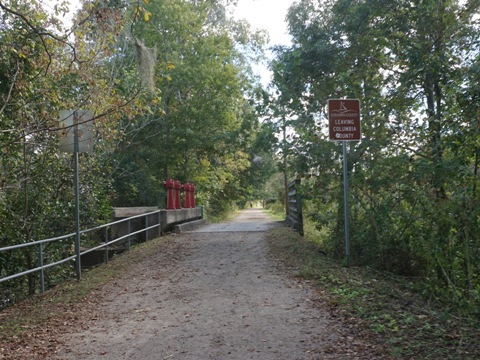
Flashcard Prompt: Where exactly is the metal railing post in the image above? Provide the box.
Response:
[104,226,109,263]
[38,243,45,293]
[127,219,131,250]
[145,215,150,241]
[145,214,149,242]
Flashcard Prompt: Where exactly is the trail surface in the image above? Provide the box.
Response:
[54,210,342,359]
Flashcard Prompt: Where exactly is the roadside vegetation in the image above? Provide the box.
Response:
[267,0,480,322]
[266,226,480,359]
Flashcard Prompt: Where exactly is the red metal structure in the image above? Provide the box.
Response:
[164,180,197,210]
[174,180,182,209]
[163,179,176,210]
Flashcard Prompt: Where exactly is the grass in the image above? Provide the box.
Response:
[263,208,285,221]
[265,226,480,359]
[207,205,284,223]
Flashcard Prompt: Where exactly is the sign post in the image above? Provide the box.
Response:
[328,99,361,267]
[73,116,81,281]
[58,110,93,281]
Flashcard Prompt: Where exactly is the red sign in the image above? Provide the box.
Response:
[328,99,361,141]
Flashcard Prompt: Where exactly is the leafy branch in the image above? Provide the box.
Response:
[0,0,79,74]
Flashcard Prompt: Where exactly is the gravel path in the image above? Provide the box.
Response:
[54,209,341,359]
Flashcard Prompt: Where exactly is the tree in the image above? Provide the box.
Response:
[110,0,268,216]
[0,0,152,302]
[271,0,480,314]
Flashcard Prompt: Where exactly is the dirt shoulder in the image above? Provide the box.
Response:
[1,209,384,359]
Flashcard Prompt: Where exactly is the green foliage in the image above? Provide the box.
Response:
[110,0,270,213]
[266,226,480,358]
[0,0,152,304]
[272,0,480,316]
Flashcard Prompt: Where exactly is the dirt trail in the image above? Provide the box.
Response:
[54,210,342,359]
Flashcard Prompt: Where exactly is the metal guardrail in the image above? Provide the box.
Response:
[0,210,162,294]
[286,179,304,236]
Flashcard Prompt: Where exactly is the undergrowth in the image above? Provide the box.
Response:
[265,227,480,359]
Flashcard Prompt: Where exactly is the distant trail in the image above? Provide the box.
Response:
[54,209,342,359]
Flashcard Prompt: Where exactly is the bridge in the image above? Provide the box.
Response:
[0,180,303,303]
[49,209,339,359]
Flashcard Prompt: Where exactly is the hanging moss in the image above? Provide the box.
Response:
[133,36,156,93]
